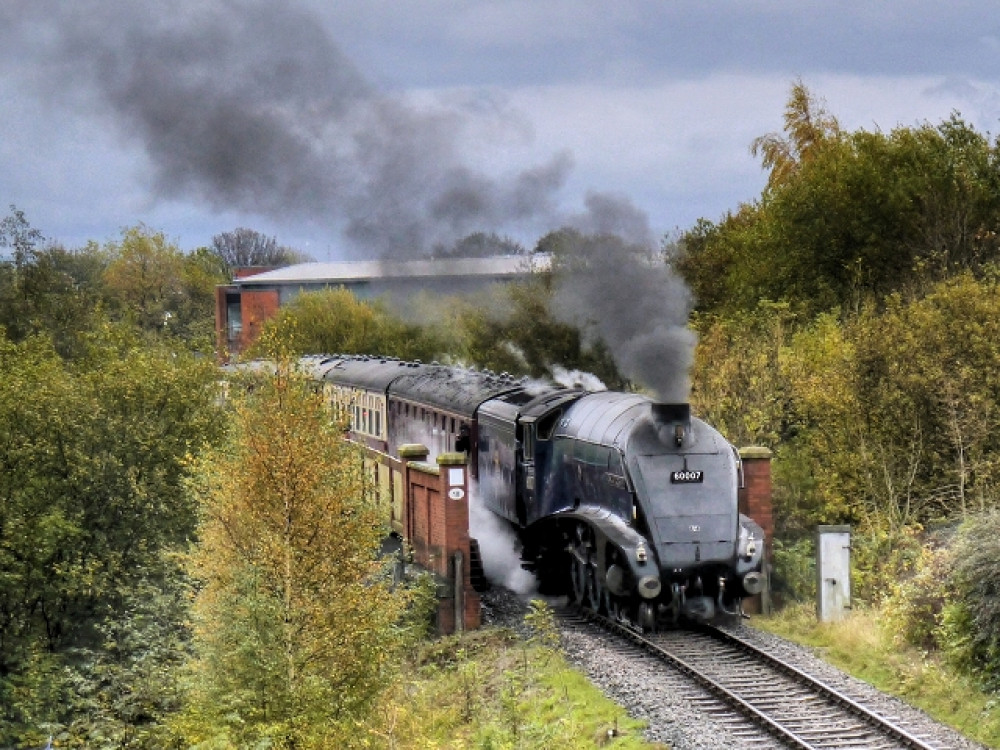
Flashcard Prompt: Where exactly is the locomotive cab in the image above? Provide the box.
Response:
[477,389,584,527]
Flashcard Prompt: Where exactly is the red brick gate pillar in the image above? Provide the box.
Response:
[436,452,480,633]
[398,443,429,550]
[738,446,773,614]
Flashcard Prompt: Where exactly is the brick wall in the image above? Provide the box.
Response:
[399,445,481,633]
[239,289,280,353]
[738,446,774,546]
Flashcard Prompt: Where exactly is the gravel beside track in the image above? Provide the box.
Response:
[480,587,989,750]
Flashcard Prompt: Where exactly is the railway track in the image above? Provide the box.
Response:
[560,607,954,749]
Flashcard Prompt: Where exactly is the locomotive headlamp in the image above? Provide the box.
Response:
[738,525,759,561]
[635,543,648,564]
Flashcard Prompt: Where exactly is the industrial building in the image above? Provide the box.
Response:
[215,254,550,358]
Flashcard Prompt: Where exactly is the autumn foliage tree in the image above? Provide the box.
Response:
[177,362,410,749]
[210,227,309,272]
[0,327,222,747]
[102,225,227,345]
[251,287,445,362]
[678,84,1000,319]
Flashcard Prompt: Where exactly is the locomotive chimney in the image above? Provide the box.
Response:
[651,403,691,447]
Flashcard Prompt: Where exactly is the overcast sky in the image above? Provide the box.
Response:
[2,1,998,260]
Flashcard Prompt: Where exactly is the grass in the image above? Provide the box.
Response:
[363,598,1000,748]
[367,627,667,749]
[752,602,1000,748]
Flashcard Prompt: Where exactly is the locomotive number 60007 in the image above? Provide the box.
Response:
[670,469,704,483]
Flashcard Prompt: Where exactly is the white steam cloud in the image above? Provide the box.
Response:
[468,481,537,596]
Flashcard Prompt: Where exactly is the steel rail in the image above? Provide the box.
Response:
[699,623,940,750]
[569,608,944,750]
[572,610,818,749]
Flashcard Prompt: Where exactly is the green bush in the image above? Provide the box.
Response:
[849,525,928,605]
[940,510,1000,688]
[770,537,816,604]
[883,540,952,652]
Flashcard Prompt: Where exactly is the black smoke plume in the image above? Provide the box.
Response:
[2,1,571,257]
[550,198,696,403]
[3,1,698,399]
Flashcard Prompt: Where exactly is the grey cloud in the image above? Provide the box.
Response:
[311,1,1000,88]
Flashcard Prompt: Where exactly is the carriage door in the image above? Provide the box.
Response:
[516,417,536,525]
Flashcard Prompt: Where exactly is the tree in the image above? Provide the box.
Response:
[457,275,623,387]
[0,241,108,358]
[176,363,409,748]
[174,246,230,347]
[0,207,104,358]
[210,227,309,272]
[676,86,1000,318]
[100,225,228,346]
[853,276,1000,520]
[0,204,44,267]
[940,510,1000,688]
[102,225,187,332]
[767,273,1000,601]
[251,287,444,362]
[750,79,841,190]
[431,231,525,259]
[689,301,795,449]
[0,327,222,745]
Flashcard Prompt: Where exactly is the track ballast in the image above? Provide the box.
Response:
[556,603,983,750]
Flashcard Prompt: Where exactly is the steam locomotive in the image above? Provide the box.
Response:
[298,354,765,629]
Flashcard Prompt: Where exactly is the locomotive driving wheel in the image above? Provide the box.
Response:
[602,549,626,621]
[587,555,603,612]
[603,589,623,621]
[568,523,599,611]
[637,601,657,633]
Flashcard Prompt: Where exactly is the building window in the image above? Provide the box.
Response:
[226,298,242,345]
